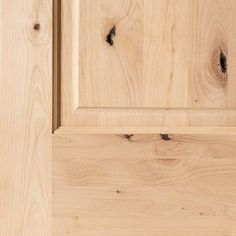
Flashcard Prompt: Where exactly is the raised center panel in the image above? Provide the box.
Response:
[60,0,236,128]
[77,0,232,108]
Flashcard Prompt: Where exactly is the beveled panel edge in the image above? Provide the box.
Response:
[53,0,61,133]
[54,0,236,134]
[54,125,236,135]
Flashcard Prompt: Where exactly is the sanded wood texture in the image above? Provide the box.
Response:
[53,133,236,235]
[2,0,236,235]
[61,0,236,129]
[78,0,236,108]
[0,0,52,235]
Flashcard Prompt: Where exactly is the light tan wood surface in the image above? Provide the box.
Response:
[61,0,236,130]
[2,0,236,235]
[0,0,52,235]
[53,133,236,235]
[77,0,236,108]
[56,1,236,234]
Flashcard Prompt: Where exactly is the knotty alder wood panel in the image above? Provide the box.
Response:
[53,133,236,235]
[61,0,236,128]
[72,0,236,108]
[0,0,52,235]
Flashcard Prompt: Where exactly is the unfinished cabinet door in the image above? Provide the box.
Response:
[3,0,236,235]
[59,0,236,129]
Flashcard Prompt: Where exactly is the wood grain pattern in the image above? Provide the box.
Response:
[53,133,236,235]
[0,0,52,235]
[79,0,143,107]
[188,0,228,108]
[61,0,236,129]
[143,0,188,107]
[76,0,236,108]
